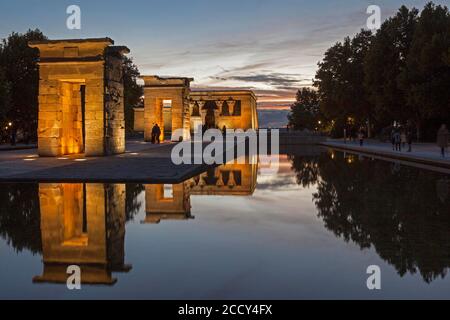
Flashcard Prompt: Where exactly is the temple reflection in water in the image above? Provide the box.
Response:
[1,149,448,294]
[33,184,130,285]
[32,160,258,285]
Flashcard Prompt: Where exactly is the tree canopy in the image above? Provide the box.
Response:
[288,87,321,131]
[292,2,450,141]
[0,29,46,138]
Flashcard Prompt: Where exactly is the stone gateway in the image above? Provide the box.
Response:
[29,38,129,157]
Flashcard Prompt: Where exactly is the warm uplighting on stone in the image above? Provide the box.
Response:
[134,76,259,141]
[28,38,130,157]
[33,183,129,285]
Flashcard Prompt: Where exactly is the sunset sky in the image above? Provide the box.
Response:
[0,0,433,109]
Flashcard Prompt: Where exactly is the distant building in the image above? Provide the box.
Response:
[133,76,258,141]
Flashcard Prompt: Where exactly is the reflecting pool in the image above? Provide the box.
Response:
[0,147,449,299]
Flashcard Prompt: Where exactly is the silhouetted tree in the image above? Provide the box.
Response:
[399,2,450,139]
[0,29,46,140]
[315,30,373,129]
[0,67,11,125]
[125,183,145,221]
[288,88,322,131]
[364,6,418,130]
[123,57,143,133]
[0,183,41,254]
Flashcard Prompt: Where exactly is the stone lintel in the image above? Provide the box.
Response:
[190,90,257,101]
[141,75,193,88]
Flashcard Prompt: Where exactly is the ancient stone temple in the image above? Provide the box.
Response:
[29,38,129,157]
[134,76,259,141]
[189,90,259,134]
[33,183,131,285]
[141,76,193,142]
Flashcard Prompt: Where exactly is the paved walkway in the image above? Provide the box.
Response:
[322,139,450,170]
[0,140,214,183]
[0,143,37,151]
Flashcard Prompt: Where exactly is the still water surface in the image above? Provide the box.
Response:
[0,147,449,299]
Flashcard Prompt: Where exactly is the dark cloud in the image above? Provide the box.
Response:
[210,72,311,90]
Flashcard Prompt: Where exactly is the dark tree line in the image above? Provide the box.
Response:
[290,2,450,141]
[0,29,143,142]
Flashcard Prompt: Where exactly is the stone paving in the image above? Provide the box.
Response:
[0,140,212,183]
[323,139,450,171]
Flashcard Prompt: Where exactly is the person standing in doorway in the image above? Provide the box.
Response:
[154,123,161,144]
[150,123,156,144]
[437,124,449,158]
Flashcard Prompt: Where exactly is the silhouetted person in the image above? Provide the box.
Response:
[406,129,413,152]
[394,129,401,151]
[222,125,226,136]
[401,129,407,149]
[153,123,161,144]
[343,127,347,144]
[358,129,364,146]
[437,124,449,158]
[391,128,396,151]
[10,128,16,146]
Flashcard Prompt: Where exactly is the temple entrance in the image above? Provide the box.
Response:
[205,108,216,129]
[60,81,85,155]
[30,38,129,157]
[162,100,172,140]
[203,101,217,130]
[142,76,192,142]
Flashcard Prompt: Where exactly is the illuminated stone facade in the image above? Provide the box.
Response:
[33,183,130,285]
[29,38,129,157]
[189,90,258,134]
[134,76,259,140]
[141,76,192,142]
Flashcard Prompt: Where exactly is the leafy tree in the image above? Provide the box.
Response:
[288,88,321,131]
[364,6,418,129]
[314,30,373,133]
[0,29,46,139]
[0,67,11,124]
[123,57,143,133]
[399,2,450,139]
[0,183,41,254]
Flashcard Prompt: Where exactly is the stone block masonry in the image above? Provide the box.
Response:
[29,38,129,157]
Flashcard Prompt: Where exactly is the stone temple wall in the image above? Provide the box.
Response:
[29,38,129,157]
[104,49,126,155]
[143,76,192,142]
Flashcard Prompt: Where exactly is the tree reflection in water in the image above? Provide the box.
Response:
[0,183,41,254]
[289,151,450,283]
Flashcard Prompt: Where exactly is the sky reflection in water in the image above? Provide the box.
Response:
[0,147,449,299]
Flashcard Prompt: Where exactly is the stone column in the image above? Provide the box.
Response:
[215,100,224,115]
[227,100,236,116]
[198,100,206,124]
